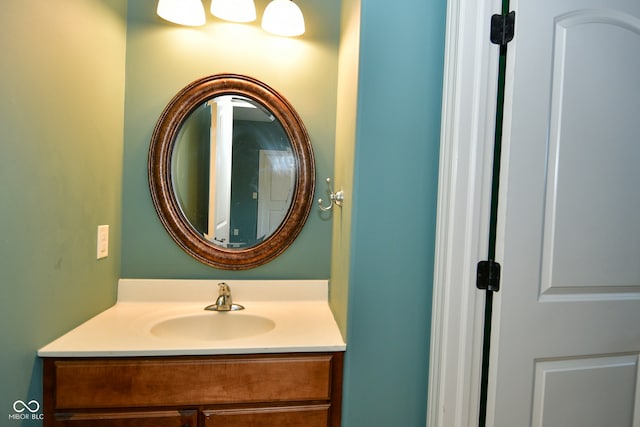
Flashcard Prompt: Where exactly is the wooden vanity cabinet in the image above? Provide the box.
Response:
[43,352,343,427]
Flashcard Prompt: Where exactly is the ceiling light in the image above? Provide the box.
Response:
[261,0,305,37]
[210,0,257,23]
[157,0,206,26]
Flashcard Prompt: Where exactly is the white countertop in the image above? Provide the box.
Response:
[38,279,346,357]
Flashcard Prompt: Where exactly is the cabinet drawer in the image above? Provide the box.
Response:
[48,354,336,409]
[52,409,197,427]
[202,405,330,427]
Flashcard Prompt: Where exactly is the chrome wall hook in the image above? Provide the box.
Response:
[318,178,344,211]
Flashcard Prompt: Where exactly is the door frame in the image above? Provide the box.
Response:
[426,0,503,425]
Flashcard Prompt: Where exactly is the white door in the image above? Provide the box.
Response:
[256,150,295,240]
[488,0,640,425]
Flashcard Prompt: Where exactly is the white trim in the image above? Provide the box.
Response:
[426,0,503,425]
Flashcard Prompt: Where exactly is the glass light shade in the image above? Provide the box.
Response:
[210,0,257,23]
[261,0,305,37]
[157,0,206,26]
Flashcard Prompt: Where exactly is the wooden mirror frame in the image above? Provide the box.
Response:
[148,74,315,270]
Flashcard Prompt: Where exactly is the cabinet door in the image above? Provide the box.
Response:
[53,409,197,427]
[203,405,330,427]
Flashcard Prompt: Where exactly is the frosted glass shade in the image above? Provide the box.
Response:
[261,0,305,37]
[210,0,257,23]
[157,0,206,26]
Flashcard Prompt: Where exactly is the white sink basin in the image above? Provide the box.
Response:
[151,312,276,341]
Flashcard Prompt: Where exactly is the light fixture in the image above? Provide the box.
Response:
[157,0,206,26]
[261,0,305,37]
[210,0,257,23]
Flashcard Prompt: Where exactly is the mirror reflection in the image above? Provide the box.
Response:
[172,95,295,249]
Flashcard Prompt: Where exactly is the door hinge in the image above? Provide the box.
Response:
[477,260,501,292]
[490,11,515,46]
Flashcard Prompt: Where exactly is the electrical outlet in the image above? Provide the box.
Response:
[97,225,109,259]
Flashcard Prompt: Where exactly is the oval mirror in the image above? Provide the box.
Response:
[149,74,315,270]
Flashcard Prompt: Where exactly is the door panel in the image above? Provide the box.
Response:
[541,10,640,298]
[531,355,639,427]
[488,0,640,425]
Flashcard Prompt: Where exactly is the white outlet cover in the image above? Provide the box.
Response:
[97,225,109,259]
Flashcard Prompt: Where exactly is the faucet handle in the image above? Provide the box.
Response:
[218,282,231,296]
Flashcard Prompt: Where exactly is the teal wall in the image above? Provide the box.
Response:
[0,1,127,424]
[335,0,447,424]
[120,0,341,279]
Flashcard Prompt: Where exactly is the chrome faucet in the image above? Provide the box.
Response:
[205,283,244,311]
[215,282,232,310]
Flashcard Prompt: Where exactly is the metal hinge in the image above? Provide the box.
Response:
[476,260,501,292]
[490,11,515,46]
